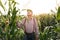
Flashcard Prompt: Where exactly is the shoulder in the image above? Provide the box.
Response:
[22,16,27,21]
[33,17,37,20]
[33,17,38,23]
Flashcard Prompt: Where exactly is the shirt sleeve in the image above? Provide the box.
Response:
[16,18,25,28]
[34,18,39,37]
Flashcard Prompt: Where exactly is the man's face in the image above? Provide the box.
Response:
[27,11,32,17]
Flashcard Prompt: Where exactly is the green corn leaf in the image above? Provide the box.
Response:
[57,7,60,21]
[0,0,5,11]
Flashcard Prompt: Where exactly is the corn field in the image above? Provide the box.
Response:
[0,0,60,40]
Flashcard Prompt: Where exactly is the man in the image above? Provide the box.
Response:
[16,9,39,40]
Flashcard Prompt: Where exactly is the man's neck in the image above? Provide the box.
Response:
[27,16,33,20]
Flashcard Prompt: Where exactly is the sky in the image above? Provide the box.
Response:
[0,0,60,15]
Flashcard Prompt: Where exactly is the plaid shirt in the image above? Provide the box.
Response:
[17,17,39,36]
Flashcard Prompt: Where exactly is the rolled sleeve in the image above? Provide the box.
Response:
[16,18,25,28]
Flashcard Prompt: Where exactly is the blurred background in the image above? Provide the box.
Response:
[0,0,60,40]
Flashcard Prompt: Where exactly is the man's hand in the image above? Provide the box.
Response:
[35,35,39,40]
[16,21,20,28]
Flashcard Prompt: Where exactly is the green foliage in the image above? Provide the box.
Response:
[0,0,60,40]
[39,26,58,40]
[38,14,57,32]
[38,6,60,40]
[0,0,5,11]
[0,0,24,40]
[57,7,60,23]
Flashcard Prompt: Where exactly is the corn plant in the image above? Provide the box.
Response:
[0,0,24,40]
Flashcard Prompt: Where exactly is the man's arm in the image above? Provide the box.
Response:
[16,18,25,28]
[34,18,39,38]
